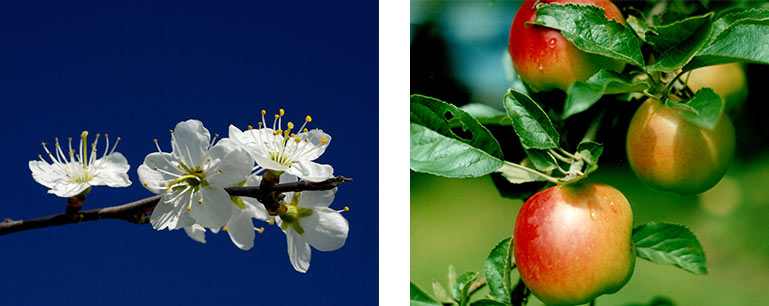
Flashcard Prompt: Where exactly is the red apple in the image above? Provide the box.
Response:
[514,183,635,305]
[626,98,735,195]
[508,0,626,92]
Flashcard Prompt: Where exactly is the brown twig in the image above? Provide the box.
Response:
[0,176,352,236]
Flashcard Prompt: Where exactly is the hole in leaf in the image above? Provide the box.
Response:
[451,124,474,142]
[444,110,455,122]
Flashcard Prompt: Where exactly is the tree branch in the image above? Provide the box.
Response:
[0,176,352,237]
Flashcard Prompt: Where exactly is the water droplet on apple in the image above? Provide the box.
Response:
[590,210,598,220]
[548,38,556,49]
[610,201,617,212]
[538,64,544,71]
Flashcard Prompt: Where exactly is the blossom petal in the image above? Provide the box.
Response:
[286,161,333,182]
[184,224,207,243]
[29,160,59,189]
[49,181,90,198]
[226,206,255,251]
[171,119,210,167]
[137,165,165,195]
[301,207,349,252]
[251,147,289,171]
[189,185,231,230]
[291,129,331,161]
[297,188,336,209]
[206,138,253,188]
[286,229,311,273]
[90,152,131,187]
[150,194,194,230]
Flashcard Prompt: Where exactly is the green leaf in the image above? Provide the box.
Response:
[412,282,443,306]
[633,222,707,275]
[460,103,512,126]
[627,15,657,42]
[576,141,603,165]
[497,162,547,184]
[667,87,723,130]
[411,95,504,178]
[432,280,456,305]
[484,236,513,303]
[646,13,713,72]
[503,89,560,149]
[458,272,480,306]
[563,70,650,119]
[708,8,769,47]
[471,299,508,306]
[529,3,644,67]
[685,9,769,70]
[448,264,459,300]
[524,149,557,173]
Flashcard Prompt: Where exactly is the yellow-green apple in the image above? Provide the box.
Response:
[626,98,735,195]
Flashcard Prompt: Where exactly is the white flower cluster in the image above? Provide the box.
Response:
[29,111,349,273]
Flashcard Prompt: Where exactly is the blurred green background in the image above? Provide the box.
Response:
[411,1,769,305]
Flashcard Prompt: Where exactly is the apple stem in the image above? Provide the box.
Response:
[662,69,689,102]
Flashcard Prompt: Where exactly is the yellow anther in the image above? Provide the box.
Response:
[305,115,312,122]
[96,133,100,137]
[169,129,174,134]
[344,206,350,211]
[303,128,308,133]
[279,109,285,116]
[91,143,96,147]
[162,201,167,205]
[38,154,42,158]
[68,137,72,141]
[218,169,223,173]
[287,122,294,129]
[258,122,263,127]
[143,182,148,187]
[261,109,266,115]
[295,137,301,143]
[117,137,121,141]
[248,125,253,130]
[41,142,46,145]
[276,129,283,134]
[214,133,219,138]
[198,199,203,204]
[81,131,88,138]
[153,166,158,170]
[222,226,228,232]
[186,206,191,211]
[153,138,158,143]
[55,143,60,147]
[105,134,108,137]
[268,219,275,225]
[257,227,265,234]
[274,114,279,119]
[55,137,59,142]
[320,137,328,143]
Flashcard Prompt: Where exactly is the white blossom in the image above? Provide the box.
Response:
[137,119,253,232]
[275,175,349,273]
[29,131,131,197]
[229,109,333,182]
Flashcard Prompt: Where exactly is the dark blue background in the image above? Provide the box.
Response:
[0,1,378,305]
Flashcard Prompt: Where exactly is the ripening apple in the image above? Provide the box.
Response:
[626,98,735,195]
[683,63,748,115]
[508,0,626,92]
[514,183,635,305]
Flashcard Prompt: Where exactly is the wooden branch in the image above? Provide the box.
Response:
[0,176,352,236]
